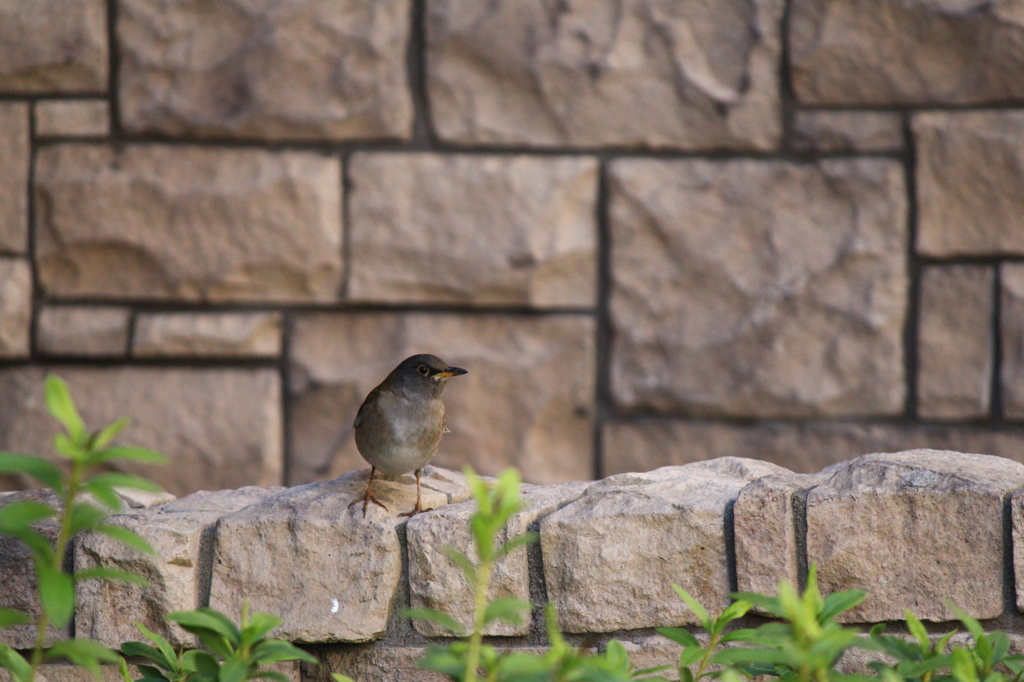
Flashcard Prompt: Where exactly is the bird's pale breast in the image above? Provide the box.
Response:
[354,389,446,475]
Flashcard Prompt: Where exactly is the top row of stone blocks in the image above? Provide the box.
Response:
[5,0,1022,147]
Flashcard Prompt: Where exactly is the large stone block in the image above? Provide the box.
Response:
[308,647,455,682]
[917,264,994,419]
[540,457,789,633]
[0,367,283,497]
[288,312,595,485]
[915,112,1024,256]
[609,158,907,417]
[0,259,31,358]
[790,0,1024,105]
[407,482,586,636]
[134,312,283,358]
[0,0,107,94]
[791,111,903,153]
[75,487,282,648]
[208,476,450,643]
[118,0,412,141]
[347,154,598,307]
[0,103,29,253]
[807,450,1024,621]
[34,144,342,302]
[35,100,110,137]
[1001,265,1024,418]
[426,0,782,150]
[1009,488,1024,612]
[36,306,130,357]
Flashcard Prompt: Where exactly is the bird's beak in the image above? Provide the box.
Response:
[435,367,468,378]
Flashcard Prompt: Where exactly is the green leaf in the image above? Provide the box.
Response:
[821,590,867,622]
[0,643,33,682]
[990,632,1011,663]
[93,446,168,465]
[730,591,783,617]
[136,664,170,681]
[55,433,86,460]
[134,621,178,670]
[191,651,221,682]
[330,675,356,682]
[952,648,980,682]
[0,452,65,491]
[239,611,283,649]
[672,585,711,631]
[91,418,130,452]
[167,608,242,648]
[45,638,121,680]
[45,375,87,444]
[87,472,164,493]
[719,599,753,624]
[403,607,465,636]
[948,603,985,640]
[494,532,539,560]
[249,640,317,665]
[83,480,123,511]
[252,673,292,682]
[440,545,477,584]
[483,597,531,627]
[713,647,795,667]
[905,610,929,649]
[678,646,704,667]
[655,626,699,648]
[94,524,155,555]
[69,501,108,535]
[0,607,29,627]
[120,642,170,670]
[75,567,148,585]
[0,499,57,531]
[219,657,248,682]
[37,563,75,627]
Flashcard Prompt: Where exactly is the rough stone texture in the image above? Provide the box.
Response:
[915,112,1024,257]
[75,486,282,648]
[790,0,1024,106]
[610,158,907,417]
[0,259,31,358]
[134,312,283,358]
[36,306,130,357]
[118,0,412,141]
[807,450,1024,621]
[288,312,594,485]
[1,662,298,682]
[347,153,598,307]
[35,100,110,137]
[1010,487,1024,611]
[540,457,789,633]
[0,0,107,94]
[917,264,994,419]
[209,477,450,643]
[426,0,783,150]
[309,647,460,682]
[792,111,904,153]
[0,367,283,497]
[407,481,587,636]
[34,144,343,302]
[1001,264,1024,419]
[0,103,29,254]
[602,419,1024,476]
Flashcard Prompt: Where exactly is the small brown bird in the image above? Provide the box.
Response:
[349,354,467,516]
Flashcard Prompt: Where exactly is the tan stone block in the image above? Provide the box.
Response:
[34,144,343,302]
[0,367,283,496]
[791,0,1024,105]
[609,158,907,417]
[0,0,107,94]
[807,450,1024,621]
[288,312,594,486]
[36,306,130,357]
[792,111,904,153]
[75,486,283,648]
[309,646,450,682]
[0,259,31,358]
[1010,487,1024,612]
[118,0,412,141]
[917,265,994,419]
[209,478,448,643]
[34,100,110,137]
[1001,264,1024,418]
[134,312,282,358]
[541,458,789,633]
[348,153,598,307]
[916,112,1024,256]
[407,481,586,637]
[0,103,29,253]
[426,0,782,150]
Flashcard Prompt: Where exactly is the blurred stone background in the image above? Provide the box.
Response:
[1,0,1023,495]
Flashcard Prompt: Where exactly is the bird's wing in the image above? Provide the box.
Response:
[353,384,384,429]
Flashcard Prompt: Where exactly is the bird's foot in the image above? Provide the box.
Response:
[398,503,433,518]
[349,492,388,517]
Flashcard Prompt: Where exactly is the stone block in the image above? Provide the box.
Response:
[209,477,449,643]
[0,103,29,253]
[917,264,994,419]
[0,662,298,682]
[0,367,283,497]
[792,111,903,153]
[288,312,595,485]
[34,144,343,302]
[36,306,130,357]
[35,100,110,137]
[76,486,282,648]
[1010,487,1024,612]
[0,0,107,94]
[609,158,907,417]
[602,419,1024,477]
[426,0,782,150]
[1001,264,1024,419]
[791,0,1024,106]
[347,153,598,307]
[0,259,31,358]
[309,646,455,682]
[407,481,587,636]
[915,112,1024,256]
[540,457,789,633]
[118,0,412,141]
[134,312,283,358]
[806,450,1024,621]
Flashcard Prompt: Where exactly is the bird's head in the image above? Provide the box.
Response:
[389,354,468,396]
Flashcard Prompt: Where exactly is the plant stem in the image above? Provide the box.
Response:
[692,633,720,681]
[464,559,492,682]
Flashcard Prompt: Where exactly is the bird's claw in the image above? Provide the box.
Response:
[349,493,388,517]
[398,504,433,518]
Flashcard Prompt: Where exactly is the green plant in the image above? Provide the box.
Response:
[656,586,752,682]
[0,375,169,682]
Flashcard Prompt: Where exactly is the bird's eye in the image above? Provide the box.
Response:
[418,365,430,376]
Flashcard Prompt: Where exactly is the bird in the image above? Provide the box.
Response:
[349,354,467,517]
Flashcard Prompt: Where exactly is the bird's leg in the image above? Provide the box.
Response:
[349,467,389,516]
[399,469,433,517]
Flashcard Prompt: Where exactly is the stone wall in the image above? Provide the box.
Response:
[3,0,1024,494]
[4,450,1024,682]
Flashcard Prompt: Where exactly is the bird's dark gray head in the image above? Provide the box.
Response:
[387,354,467,397]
